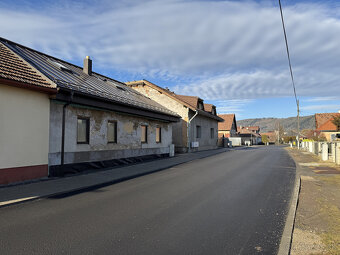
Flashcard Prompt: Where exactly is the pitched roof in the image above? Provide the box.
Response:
[315,113,340,129]
[174,95,201,109]
[204,104,212,112]
[316,119,337,131]
[246,126,260,132]
[237,126,260,135]
[126,80,196,111]
[126,80,223,122]
[218,114,236,131]
[0,41,56,92]
[0,38,178,120]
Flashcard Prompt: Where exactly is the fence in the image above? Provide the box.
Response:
[299,141,340,165]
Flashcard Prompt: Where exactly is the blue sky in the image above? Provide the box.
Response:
[1,0,340,120]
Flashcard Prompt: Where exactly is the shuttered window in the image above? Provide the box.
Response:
[108,121,117,143]
[141,125,148,143]
[77,117,89,144]
[156,127,161,143]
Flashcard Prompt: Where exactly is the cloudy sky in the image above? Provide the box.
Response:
[1,0,339,119]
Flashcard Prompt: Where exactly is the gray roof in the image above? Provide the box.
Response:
[0,37,178,118]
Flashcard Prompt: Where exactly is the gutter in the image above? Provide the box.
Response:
[61,92,73,166]
[187,110,199,153]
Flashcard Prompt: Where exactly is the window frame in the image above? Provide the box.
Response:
[196,125,201,138]
[210,128,214,139]
[77,117,90,144]
[141,125,148,143]
[107,120,118,144]
[156,126,162,143]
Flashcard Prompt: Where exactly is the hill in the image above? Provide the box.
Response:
[237,115,315,133]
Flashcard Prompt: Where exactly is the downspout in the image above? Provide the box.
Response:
[61,92,73,165]
[187,110,198,153]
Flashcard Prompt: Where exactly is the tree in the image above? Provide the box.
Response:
[332,115,340,131]
[262,135,269,143]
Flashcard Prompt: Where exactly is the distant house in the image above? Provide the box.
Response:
[237,126,262,145]
[261,131,276,144]
[0,37,180,183]
[126,80,224,152]
[218,114,238,138]
[315,112,340,141]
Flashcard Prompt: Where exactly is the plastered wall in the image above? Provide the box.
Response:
[0,84,50,169]
[49,101,172,165]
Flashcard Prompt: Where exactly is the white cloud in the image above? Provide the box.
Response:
[1,0,340,101]
[300,104,340,111]
[303,96,340,102]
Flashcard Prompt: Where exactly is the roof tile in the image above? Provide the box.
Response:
[0,42,54,89]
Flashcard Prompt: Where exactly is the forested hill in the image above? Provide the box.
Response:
[237,115,315,133]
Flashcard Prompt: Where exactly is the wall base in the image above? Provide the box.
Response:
[49,153,169,177]
[0,164,48,185]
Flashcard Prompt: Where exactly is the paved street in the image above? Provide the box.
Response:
[0,146,296,255]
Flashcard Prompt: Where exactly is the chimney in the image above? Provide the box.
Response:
[83,56,92,75]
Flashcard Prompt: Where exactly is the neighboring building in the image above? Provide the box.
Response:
[261,131,276,144]
[237,126,262,145]
[0,37,180,181]
[126,80,224,152]
[218,114,238,138]
[0,40,57,184]
[315,112,340,141]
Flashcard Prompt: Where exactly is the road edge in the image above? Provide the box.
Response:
[278,149,301,255]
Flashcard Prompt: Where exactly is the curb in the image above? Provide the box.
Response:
[278,151,302,255]
[0,148,230,209]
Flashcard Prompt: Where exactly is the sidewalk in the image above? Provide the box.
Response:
[287,148,340,255]
[0,148,230,208]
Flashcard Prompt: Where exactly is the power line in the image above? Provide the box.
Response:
[278,0,298,105]
[278,0,300,147]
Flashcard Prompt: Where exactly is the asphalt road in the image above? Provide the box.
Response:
[0,146,296,255]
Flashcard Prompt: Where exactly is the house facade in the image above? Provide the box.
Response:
[237,126,262,145]
[0,40,57,184]
[126,80,224,152]
[315,112,340,142]
[0,38,180,181]
[218,114,238,138]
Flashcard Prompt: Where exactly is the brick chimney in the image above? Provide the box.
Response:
[83,56,92,75]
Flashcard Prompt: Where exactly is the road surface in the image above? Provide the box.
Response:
[0,146,296,254]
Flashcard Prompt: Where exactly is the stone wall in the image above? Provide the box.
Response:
[131,84,189,152]
[49,101,173,166]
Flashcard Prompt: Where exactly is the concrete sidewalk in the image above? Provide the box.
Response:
[287,148,340,255]
[0,148,231,208]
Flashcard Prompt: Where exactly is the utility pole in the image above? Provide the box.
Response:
[297,99,300,149]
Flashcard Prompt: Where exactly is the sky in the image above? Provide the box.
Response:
[1,0,340,120]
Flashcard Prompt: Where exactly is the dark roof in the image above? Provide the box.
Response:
[0,41,56,91]
[0,37,179,120]
[218,114,236,131]
[127,80,223,122]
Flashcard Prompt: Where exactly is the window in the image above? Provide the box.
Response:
[107,121,117,143]
[211,128,214,139]
[156,127,161,143]
[141,125,148,143]
[77,117,89,144]
[196,125,201,138]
